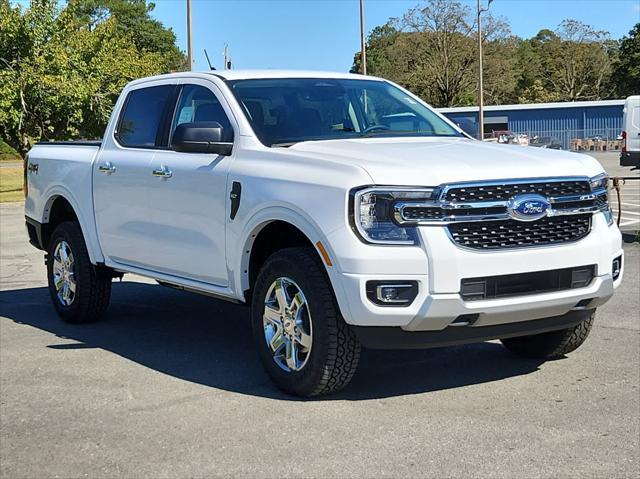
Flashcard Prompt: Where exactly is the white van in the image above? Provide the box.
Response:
[621,95,640,167]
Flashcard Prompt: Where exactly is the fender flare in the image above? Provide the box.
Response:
[233,205,354,322]
[41,185,104,264]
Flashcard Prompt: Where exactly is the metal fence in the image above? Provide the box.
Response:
[483,128,622,152]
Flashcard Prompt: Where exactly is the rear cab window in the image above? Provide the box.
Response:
[115,85,175,148]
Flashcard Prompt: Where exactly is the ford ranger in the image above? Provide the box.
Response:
[24,71,624,396]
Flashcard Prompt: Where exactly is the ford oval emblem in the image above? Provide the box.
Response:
[506,194,550,222]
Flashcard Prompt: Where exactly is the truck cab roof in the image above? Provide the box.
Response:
[126,69,382,88]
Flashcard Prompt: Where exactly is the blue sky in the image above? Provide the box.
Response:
[148,0,640,72]
[14,0,640,70]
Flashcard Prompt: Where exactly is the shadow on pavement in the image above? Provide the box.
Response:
[0,281,545,401]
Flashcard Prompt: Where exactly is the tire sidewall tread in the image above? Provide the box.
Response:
[501,311,595,359]
[251,247,360,397]
[47,221,111,323]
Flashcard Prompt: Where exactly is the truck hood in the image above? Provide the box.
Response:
[289,137,605,186]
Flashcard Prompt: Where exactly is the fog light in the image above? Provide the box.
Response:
[612,256,622,280]
[366,281,418,307]
[379,286,400,302]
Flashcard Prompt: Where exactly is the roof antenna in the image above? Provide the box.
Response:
[223,43,232,70]
[203,49,216,70]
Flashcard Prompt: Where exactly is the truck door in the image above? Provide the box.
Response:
[143,81,235,286]
[93,82,177,270]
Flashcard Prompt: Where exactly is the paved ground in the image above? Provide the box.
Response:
[594,152,640,231]
[1,200,639,478]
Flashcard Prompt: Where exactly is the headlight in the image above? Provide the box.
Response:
[351,187,435,245]
[589,173,613,225]
[589,173,609,192]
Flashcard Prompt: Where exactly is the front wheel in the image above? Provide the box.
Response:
[501,311,595,359]
[47,221,112,323]
[251,247,361,397]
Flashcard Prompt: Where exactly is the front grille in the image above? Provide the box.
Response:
[448,214,591,249]
[442,180,591,202]
[402,205,507,221]
[460,265,596,301]
[402,206,445,220]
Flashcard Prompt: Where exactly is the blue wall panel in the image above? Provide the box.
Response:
[443,104,623,149]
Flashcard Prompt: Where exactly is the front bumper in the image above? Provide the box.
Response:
[352,309,593,350]
[329,212,623,331]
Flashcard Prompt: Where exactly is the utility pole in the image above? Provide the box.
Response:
[477,0,493,140]
[186,0,193,70]
[359,0,367,75]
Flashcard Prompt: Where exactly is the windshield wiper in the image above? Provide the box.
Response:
[271,141,301,148]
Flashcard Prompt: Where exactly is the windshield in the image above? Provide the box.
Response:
[228,78,462,147]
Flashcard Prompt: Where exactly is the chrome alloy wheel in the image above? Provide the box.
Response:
[262,277,313,372]
[52,240,76,306]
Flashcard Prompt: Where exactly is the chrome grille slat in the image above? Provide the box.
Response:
[441,180,591,203]
[393,177,605,250]
[447,215,592,250]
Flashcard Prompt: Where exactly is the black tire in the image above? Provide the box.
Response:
[500,311,595,359]
[251,247,361,397]
[47,221,112,323]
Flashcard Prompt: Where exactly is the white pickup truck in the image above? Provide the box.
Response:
[25,70,623,396]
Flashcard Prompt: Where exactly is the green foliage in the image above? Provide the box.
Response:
[69,0,186,71]
[612,23,640,97]
[0,139,20,161]
[533,20,613,101]
[0,0,184,157]
[518,80,559,104]
[352,0,631,107]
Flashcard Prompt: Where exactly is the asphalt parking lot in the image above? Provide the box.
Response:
[1,195,639,476]
[594,152,640,232]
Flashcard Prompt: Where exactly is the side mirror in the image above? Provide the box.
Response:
[171,121,233,155]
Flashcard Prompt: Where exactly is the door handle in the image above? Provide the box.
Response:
[98,162,116,174]
[152,165,172,178]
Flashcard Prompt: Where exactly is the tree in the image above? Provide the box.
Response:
[534,20,613,101]
[350,4,623,107]
[349,0,512,107]
[612,23,640,97]
[482,36,521,105]
[350,23,399,75]
[68,0,186,71]
[518,79,560,103]
[0,0,179,157]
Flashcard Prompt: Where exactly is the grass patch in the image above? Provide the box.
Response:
[0,167,24,203]
[0,140,21,162]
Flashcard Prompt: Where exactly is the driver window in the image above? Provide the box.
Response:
[172,85,233,142]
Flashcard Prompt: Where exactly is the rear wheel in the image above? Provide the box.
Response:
[501,311,595,359]
[47,221,112,323]
[251,247,361,397]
